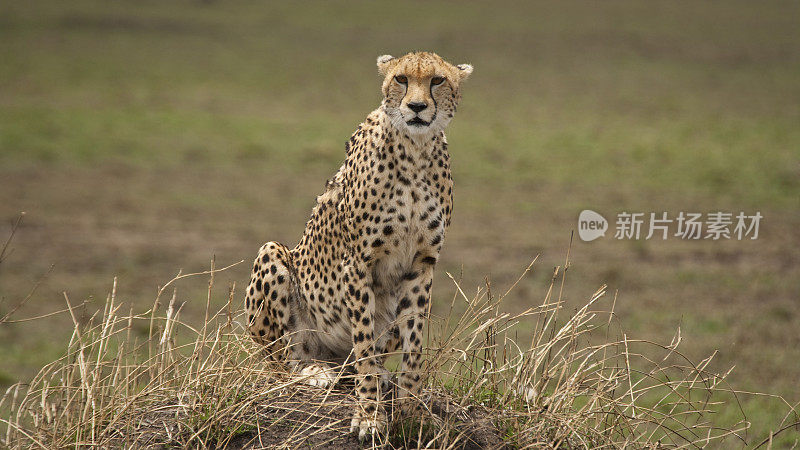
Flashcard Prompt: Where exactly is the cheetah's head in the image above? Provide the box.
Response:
[377,52,472,136]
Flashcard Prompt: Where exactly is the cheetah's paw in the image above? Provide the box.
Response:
[349,408,387,441]
[298,364,336,388]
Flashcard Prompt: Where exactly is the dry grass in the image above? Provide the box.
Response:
[0,243,795,448]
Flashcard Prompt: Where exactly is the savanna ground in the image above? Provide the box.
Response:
[0,0,798,446]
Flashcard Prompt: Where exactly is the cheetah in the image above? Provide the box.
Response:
[244,52,472,440]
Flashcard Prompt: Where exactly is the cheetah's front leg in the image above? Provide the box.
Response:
[394,253,437,415]
[343,261,387,441]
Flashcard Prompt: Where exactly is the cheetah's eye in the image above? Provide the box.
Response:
[394,75,408,85]
[431,76,445,86]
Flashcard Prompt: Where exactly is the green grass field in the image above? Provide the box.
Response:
[1,0,799,445]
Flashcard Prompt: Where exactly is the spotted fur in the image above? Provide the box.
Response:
[244,51,472,440]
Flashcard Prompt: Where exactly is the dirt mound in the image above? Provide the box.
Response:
[106,381,507,449]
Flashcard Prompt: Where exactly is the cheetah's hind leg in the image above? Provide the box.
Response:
[244,241,308,361]
[243,245,283,359]
[245,241,340,390]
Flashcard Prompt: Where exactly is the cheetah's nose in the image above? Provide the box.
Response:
[407,102,428,113]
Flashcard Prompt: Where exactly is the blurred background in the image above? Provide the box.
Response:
[1,0,798,444]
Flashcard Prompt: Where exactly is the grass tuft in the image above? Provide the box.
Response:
[0,255,793,449]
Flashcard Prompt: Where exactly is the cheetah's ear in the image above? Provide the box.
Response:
[456,64,473,81]
[377,55,397,76]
